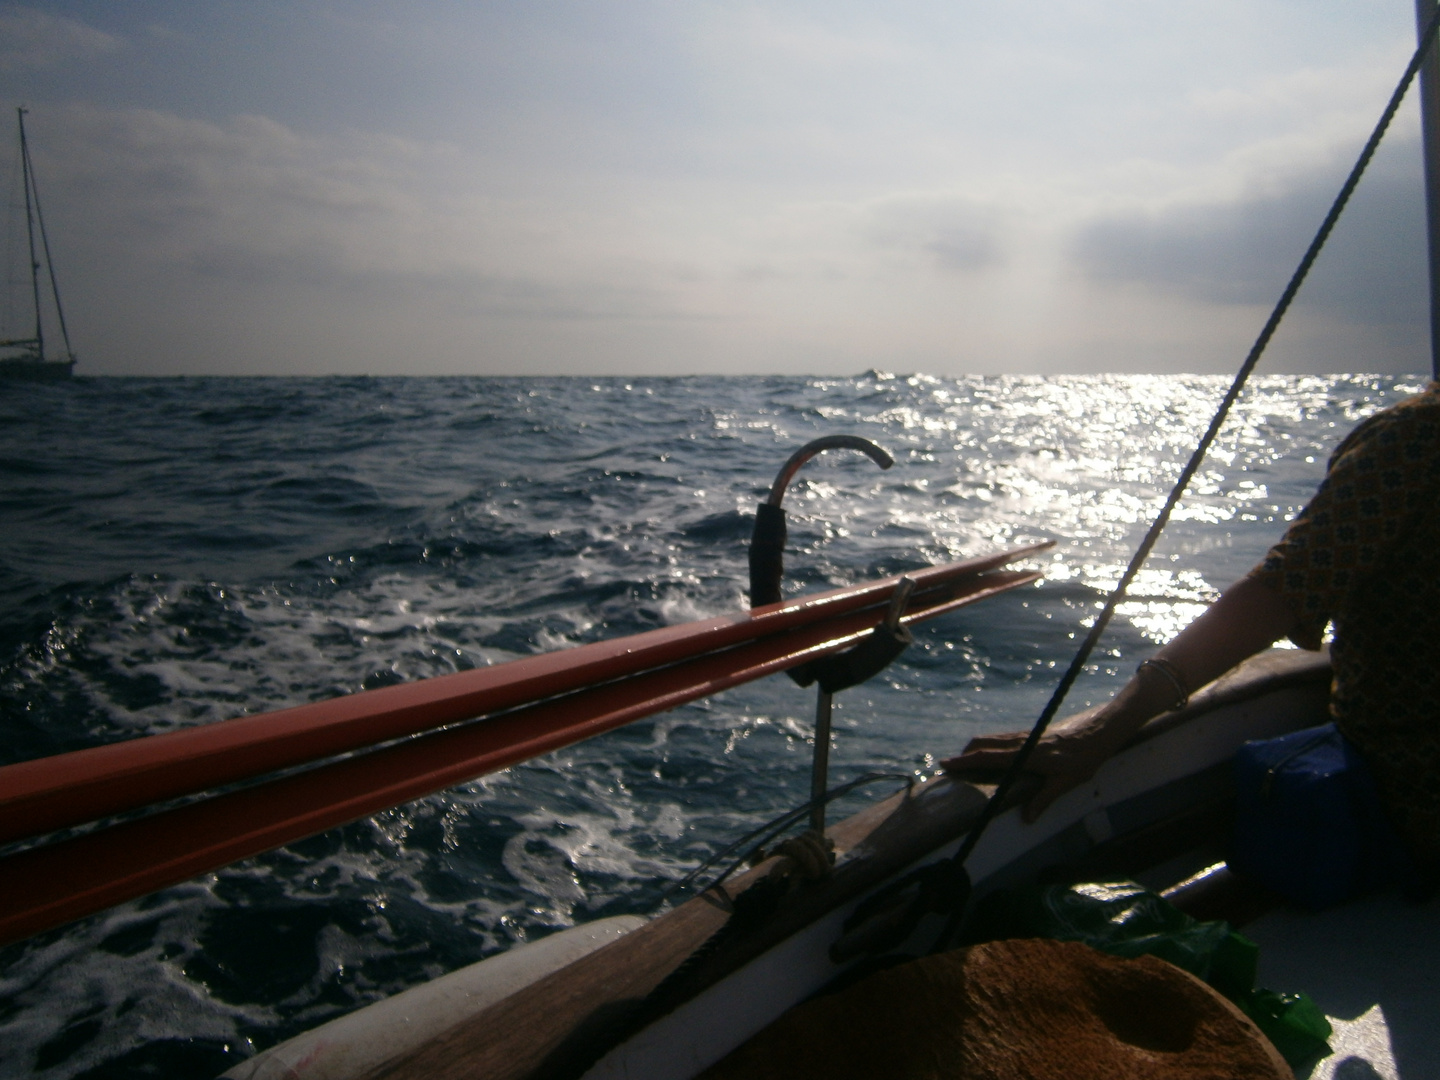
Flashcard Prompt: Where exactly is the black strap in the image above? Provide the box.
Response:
[747,502,788,607]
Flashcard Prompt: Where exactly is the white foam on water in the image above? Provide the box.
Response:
[0,373,1412,1078]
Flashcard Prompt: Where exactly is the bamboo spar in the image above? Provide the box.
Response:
[0,546,1046,945]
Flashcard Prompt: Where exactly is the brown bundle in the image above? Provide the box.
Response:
[701,938,1289,1080]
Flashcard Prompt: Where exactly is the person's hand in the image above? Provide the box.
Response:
[940,705,1115,822]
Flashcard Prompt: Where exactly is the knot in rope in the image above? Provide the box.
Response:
[771,830,836,882]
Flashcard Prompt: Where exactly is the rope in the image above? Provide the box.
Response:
[550,773,913,1080]
[928,7,1440,951]
[661,772,914,904]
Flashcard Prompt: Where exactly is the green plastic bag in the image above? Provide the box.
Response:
[1240,988,1334,1073]
[967,879,1331,1071]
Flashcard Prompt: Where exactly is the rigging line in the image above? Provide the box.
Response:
[22,121,72,359]
[3,136,22,337]
[938,3,1440,912]
[17,109,42,358]
[660,772,914,905]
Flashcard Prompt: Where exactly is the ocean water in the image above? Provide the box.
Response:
[0,371,1424,1078]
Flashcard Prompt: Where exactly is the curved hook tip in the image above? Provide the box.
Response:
[767,435,894,506]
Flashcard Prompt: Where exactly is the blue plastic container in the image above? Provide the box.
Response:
[1232,723,1412,910]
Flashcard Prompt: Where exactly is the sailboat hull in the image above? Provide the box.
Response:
[0,357,75,381]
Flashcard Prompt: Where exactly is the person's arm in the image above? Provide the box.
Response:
[943,575,1300,821]
[955,387,1433,821]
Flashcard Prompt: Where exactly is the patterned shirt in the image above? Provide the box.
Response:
[1250,381,1440,863]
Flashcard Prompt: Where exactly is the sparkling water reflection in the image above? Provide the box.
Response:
[0,373,1422,1078]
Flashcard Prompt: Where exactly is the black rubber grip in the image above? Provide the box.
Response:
[748,502,787,607]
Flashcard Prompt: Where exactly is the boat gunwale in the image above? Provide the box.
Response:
[348,647,1331,1080]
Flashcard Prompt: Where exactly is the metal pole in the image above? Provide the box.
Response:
[22,114,74,361]
[17,108,42,362]
[1416,0,1440,379]
[808,689,833,834]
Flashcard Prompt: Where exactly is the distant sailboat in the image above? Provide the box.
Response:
[1,107,75,381]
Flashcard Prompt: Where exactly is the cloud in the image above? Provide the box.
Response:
[41,107,435,281]
[1070,137,1428,329]
[23,103,725,373]
[13,34,1432,379]
[860,194,1007,273]
[703,6,908,71]
[0,6,121,72]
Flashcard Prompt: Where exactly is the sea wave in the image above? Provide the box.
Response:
[0,372,1416,1078]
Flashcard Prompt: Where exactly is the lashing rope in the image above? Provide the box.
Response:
[661,772,914,905]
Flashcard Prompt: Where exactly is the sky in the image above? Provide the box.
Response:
[0,0,1434,377]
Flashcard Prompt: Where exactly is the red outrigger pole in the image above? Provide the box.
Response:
[0,544,1048,946]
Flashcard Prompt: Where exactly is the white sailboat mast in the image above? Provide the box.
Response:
[17,107,42,361]
[13,106,75,366]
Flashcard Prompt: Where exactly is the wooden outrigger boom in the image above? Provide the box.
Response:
[0,545,1047,946]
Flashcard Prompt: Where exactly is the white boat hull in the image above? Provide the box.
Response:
[236,648,1336,1080]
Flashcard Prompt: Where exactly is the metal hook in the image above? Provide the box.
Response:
[749,435,894,610]
[765,435,893,507]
